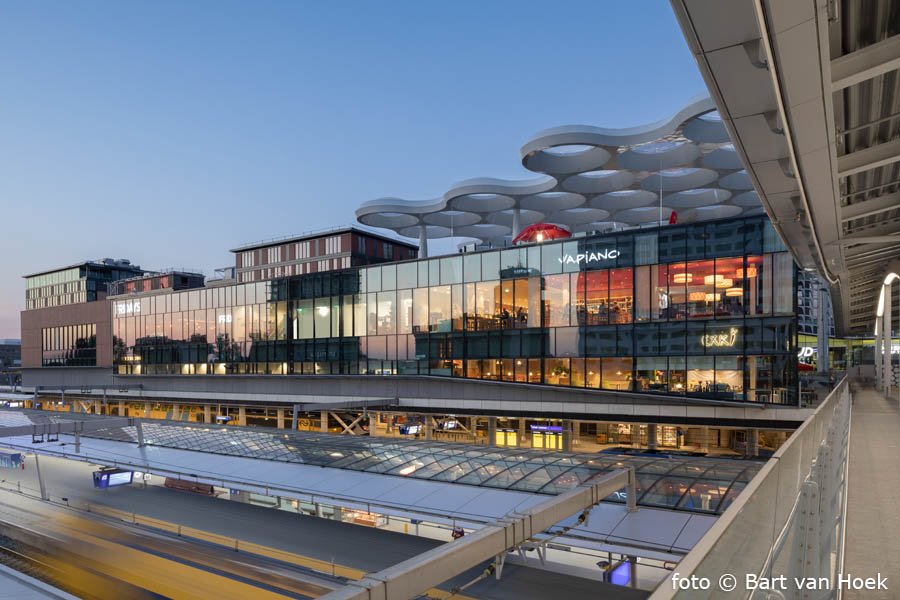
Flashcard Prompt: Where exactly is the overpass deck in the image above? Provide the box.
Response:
[844,387,900,596]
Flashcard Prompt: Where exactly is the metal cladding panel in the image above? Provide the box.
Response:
[672,514,718,552]
[606,506,693,548]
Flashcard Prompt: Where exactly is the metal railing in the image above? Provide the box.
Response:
[650,377,851,599]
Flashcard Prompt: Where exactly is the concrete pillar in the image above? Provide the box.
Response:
[118,401,125,417]
[511,208,522,240]
[817,286,829,374]
[315,503,324,518]
[647,424,658,451]
[34,454,48,501]
[517,418,526,448]
[171,404,180,421]
[487,417,497,446]
[204,405,212,424]
[320,411,329,433]
[629,556,638,589]
[747,429,759,457]
[238,406,247,427]
[699,426,710,453]
[418,224,428,259]
[424,416,432,441]
[143,402,151,418]
[884,284,892,396]
[276,408,285,429]
[875,317,883,389]
[562,420,573,452]
[370,412,381,437]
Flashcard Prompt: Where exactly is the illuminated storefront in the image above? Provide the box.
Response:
[113,216,798,405]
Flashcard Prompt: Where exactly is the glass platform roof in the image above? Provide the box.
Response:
[83,422,761,515]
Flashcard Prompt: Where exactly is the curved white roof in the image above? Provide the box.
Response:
[356,95,760,246]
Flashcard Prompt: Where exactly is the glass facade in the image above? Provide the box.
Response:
[26,262,145,309]
[42,324,97,367]
[113,216,798,404]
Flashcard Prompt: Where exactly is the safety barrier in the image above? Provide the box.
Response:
[650,377,851,599]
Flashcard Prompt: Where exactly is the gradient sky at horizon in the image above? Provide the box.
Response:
[0,1,706,338]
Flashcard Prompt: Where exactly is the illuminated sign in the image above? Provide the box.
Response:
[700,327,738,348]
[217,314,233,324]
[798,347,816,359]
[558,249,620,265]
[115,301,141,315]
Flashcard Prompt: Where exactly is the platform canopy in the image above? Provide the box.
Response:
[83,420,760,516]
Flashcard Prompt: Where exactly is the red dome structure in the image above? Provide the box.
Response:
[512,223,572,245]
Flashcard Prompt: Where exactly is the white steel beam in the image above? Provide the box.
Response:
[837,138,900,178]
[831,34,900,91]
[841,191,900,222]
[319,468,636,600]
[843,236,900,246]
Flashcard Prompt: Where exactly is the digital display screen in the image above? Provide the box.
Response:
[108,471,133,487]
[530,425,563,432]
[399,425,421,435]
[442,420,458,430]
[93,469,133,489]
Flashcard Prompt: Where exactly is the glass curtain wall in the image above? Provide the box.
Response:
[113,217,797,404]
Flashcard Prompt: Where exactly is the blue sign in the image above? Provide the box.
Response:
[0,452,23,469]
[530,425,563,432]
[609,561,631,586]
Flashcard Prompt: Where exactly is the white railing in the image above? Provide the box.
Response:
[650,377,851,599]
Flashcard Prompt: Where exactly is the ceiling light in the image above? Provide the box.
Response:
[725,287,743,297]
[673,273,692,284]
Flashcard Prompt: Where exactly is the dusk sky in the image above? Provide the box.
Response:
[0,1,705,338]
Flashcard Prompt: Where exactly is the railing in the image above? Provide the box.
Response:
[650,377,851,599]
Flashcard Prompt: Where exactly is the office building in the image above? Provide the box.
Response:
[232,227,418,283]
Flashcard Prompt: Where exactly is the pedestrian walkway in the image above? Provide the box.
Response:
[844,387,900,599]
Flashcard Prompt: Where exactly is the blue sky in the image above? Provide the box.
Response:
[0,1,705,337]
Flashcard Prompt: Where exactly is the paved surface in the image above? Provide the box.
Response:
[0,564,77,600]
[0,453,647,599]
[844,388,900,599]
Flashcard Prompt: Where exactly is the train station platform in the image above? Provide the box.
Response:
[0,453,649,599]
[843,387,900,598]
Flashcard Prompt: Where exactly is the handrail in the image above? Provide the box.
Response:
[649,376,851,598]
